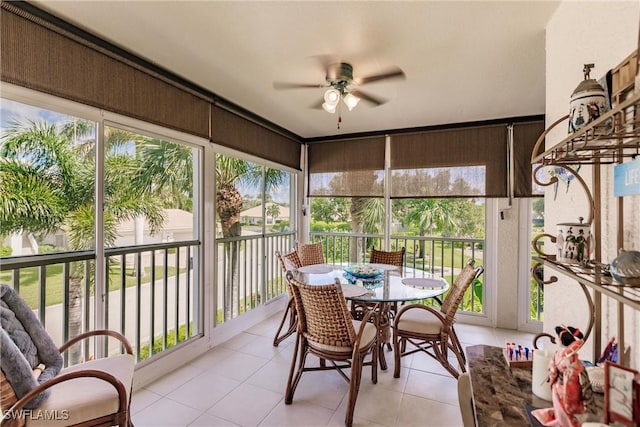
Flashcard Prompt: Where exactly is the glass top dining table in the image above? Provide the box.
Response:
[290,263,450,304]
[290,263,450,371]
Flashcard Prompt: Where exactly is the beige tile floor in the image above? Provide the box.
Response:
[131,313,536,427]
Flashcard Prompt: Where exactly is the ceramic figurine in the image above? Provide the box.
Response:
[532,325,596,426]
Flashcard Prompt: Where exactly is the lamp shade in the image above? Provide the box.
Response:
[343,93,360,111]
[324,88,340,106]
[322,102,337,113]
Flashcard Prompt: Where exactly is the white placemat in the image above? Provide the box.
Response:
[401,277,443,288]
[368,263,399,271]
[341,284,370,297]
[297,264,334,274]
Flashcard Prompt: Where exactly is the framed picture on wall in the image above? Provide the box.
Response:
[604,361,638,426]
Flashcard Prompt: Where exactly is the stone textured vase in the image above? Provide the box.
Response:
[568,64,608,133]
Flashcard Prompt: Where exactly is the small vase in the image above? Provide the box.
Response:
[610,249,640,286]
[556,217,593,263]
[568,64,608,133]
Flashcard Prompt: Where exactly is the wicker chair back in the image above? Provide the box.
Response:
[369,247,405,268]
[295,241,325,266]
[276,250,302,272]
[287,275,356,347]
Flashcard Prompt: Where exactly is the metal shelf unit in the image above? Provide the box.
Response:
[532,90,640,166]
[533,256,640,311]
[531,85,639,362]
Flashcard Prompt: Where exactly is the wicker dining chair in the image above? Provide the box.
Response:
[284,272,378,427]
[294,240,325,266]
[392,259,484,379]
[369,246,405,269]
[351,246,406,343]
[368,245,406,316]
[273,250,303,346]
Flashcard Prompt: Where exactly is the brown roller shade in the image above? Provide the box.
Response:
[308,137,385,197]
[1,3,210,138]
[390,125,508,197]
[513,121,545,197]
[308,137,385,173]
[211,105,301,170]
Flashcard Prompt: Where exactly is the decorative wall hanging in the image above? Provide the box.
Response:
[549,165,582,200]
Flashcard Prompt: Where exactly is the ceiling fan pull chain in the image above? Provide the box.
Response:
[337,114,342,129]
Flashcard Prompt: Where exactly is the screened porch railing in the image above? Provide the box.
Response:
[0,240,201,364]
[215,231,296,323]
[2,230,489,367]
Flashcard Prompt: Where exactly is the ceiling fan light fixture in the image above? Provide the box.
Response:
[323,88,340,106]
[343,92,360,111]
[322,102,337,113]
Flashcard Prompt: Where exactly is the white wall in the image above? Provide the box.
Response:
[545,0,640,368]
[495,198,524,330]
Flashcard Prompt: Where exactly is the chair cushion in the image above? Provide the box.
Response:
[395,308,443,335]
[308,320,377,354]
[27,354,135,427]
[0,285,63,408]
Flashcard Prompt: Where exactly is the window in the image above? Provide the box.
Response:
[0,96,205,363]
[1,98,97,362]
[103,125,202,359]
[391,198,485,313]
[215,153,296,322]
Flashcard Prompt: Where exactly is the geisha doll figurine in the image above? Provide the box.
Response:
[532,325,596,426]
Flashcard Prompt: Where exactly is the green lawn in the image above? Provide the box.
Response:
[321,238,484,269]
[394,239,484,270]
[0,265,183,309]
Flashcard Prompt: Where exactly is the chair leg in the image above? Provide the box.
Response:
[285,334,306,404]
[371,338,378,384]
[393,335,402,378]
[450,326,466,365]
[434,338,461,379]
[448,338,467,375]
[273,297,296,347]
[345,353,364,427]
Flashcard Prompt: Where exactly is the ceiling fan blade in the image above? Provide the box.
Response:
[355,67,406,85]
[309,98,324,109]
[351,90,387,106]
[310,54,337,73]
[273,82,326,90]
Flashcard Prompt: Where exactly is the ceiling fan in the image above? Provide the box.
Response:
[273,62,405,128]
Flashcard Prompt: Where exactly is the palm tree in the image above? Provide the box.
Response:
[137,138,194,211]
[1,119,164,363]
[349,197,385,262]
[215,154,287,319]
[406,199,457,258]
[323,171,386,262]
[266,203,281,224]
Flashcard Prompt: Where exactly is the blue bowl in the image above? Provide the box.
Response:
[344,265,383,278]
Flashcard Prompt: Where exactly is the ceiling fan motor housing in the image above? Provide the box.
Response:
[326,62,354,91]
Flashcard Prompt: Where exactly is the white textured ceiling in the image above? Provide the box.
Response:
[33,1,561,139]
